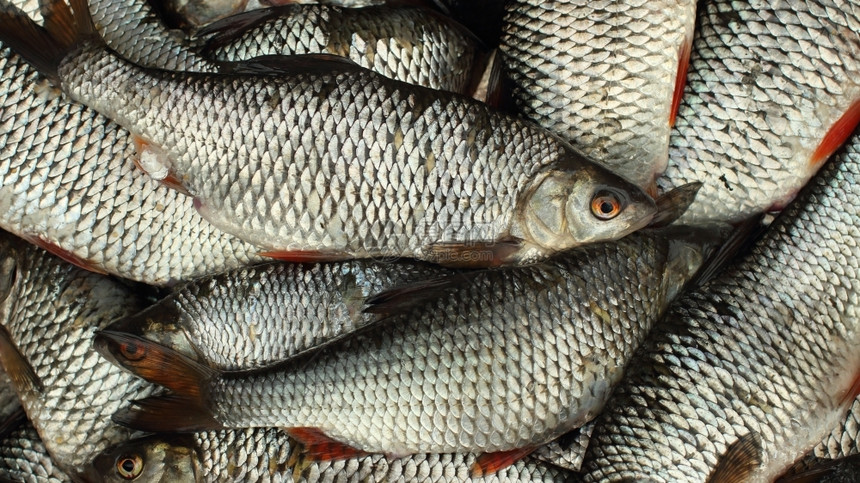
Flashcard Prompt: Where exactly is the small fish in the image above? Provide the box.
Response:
[657,0,860,226]
[579,127,860,482]
[104,259,455,371]
[199,4,485,94]
[0,231,158,479]
[499,0,697,190]
[86,430,570,482]
[0,409,71,483]
[97,228,711,475]
[0,0,658,267]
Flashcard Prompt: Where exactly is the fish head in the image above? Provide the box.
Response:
[85,434,200,483]
[517,156,657,253]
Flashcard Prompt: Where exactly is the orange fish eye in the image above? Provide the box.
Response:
[591,192,622,220]
[116,454,143,479]
[119,341,146,361]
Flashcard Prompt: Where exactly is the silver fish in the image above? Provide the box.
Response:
[86,430,570,482]
[0,409,71,483]
[0,231,158,479]
[98,229,709,475]
[579,124,860,483]
[499,0,697,189]
[0,0,658,267]
[200,4,484,94]
[657,0,860,226]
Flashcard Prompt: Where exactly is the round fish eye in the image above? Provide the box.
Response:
[119,341,146,361]
[590,191,623,220]
[116,454,143,479]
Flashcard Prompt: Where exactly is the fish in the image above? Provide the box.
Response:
[0,37,264,285]
[0,0,658,267]
[777,454,860,483]
[198,4,485,95]
[85,430,571,482]
[657,0,860,226]
[0,231,159,479]
[104,259,456,371]
[498,0,697,190]
[0,409,71,483]
[0,367,20,423]
[578,127,860,483]
[97,228,712,475]
[783,396,860,478]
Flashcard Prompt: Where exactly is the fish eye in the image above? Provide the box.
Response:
[590,191,623,220]
[116,454,143,479]
[119,341,146,361]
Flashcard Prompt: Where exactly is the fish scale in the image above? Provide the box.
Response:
[0,416,70,483]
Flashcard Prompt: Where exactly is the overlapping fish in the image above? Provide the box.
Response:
[0,0,658,267]
[579,127,860,482]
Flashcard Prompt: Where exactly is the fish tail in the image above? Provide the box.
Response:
[0,0,97,80]
[94,330,224,432]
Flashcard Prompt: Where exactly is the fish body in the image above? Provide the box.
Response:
[580,129,860,482]
[106,259,454,370]
[202,4,484,94]
[658,0,860,226]
[0,232,158,479]
[499,0,697,189]
[101,229,709,465]
[0,41,263,285]
[87,430,570,482]
[0,411,71,483]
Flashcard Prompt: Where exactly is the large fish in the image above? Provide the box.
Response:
[657,0,860,226]
[578,128,860,482]
[98,228,710,475]
[104,259,454,370]
[499,0,697,190]
[0,38,263,285]
[0,0,657,267]
[0,231,158,480]
[86,430,570,482]
[0,409,71,483]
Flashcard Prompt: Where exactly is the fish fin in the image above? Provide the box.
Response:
[219,53,360,76]
[685,215,765,288]
[670,32,692,127]
[427,239,521,268]
[810,99,860,168]
[0,3,64,79]
[196,6,282,50]
[363,273,473,315]
[470,49,504,108]
[259,249,351,263]
[0,255,16,305]
[113,394,224,432]
[0,407,27,440]
[705,433,763,483]
[647,182,702,228]
[131,136,191,195]
[19,234,107,275]
[471,446,538,477]
[775,454,860,483]
[0,326,44,395]
[286,427,369,461]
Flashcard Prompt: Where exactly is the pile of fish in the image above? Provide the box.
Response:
[0,0,859,481]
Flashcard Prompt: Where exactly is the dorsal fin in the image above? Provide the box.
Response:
[217,53,361,76]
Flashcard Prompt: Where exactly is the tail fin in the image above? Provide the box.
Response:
[0,0,96,79]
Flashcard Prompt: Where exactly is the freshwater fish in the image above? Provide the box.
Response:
[499,0,697,189]
[579,128,860,482]
[0,409,71,483]
[0,231,158,479]
[657,0,860,226]
[98,228,710,475]
[0,0,658,267]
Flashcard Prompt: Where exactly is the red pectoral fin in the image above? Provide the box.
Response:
[471,446,537,477]
[259,250,351,263]
[286,427,369,461]
[810,99,860,168]
[21,235,107,275]
[670,34,693,127]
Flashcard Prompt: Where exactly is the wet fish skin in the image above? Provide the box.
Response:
[499,0,697,189]
[87,430,571,482]
[106,259,454,370]
[0,41,263,285]
[202,4,483,94]
[657,0,860,226]
[0,232,159,479]
[579,128,860,482]
[103,229,709,461]
[56,41,656,265]
[0,411,71,483]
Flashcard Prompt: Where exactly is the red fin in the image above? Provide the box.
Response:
[0,325,43,395]
[428,240,521,268]
[670,34,692,127]
[286,427,369,461]
[471,447,537,477]
[20,234,107,275]
[705,433,762,483]
[810,99,860,168]
[259,249,351,263]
